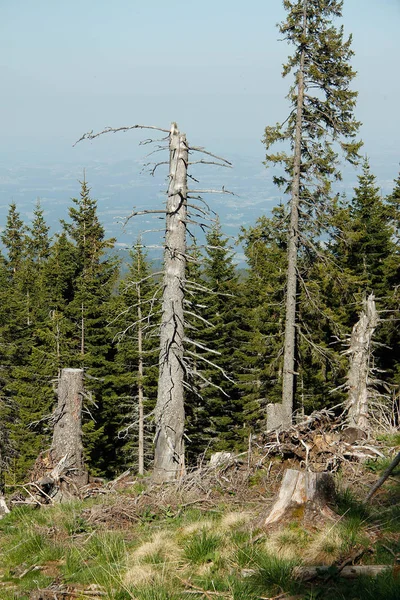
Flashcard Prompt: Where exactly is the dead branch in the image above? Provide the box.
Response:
[189,159,231,168]
[188,188,236,196]
[189,145,232,166]
[73,124,169,146]
[365,451,400,502]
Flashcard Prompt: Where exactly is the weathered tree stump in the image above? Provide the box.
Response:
[34,368,88,502]
[346,293,378,431]
[264,469,336,527]
[0,494,10,518]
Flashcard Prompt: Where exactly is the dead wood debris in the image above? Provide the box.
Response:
[256,408,389,473]
[30,582,106,599]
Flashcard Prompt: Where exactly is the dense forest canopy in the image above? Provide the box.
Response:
[0,0,399,486]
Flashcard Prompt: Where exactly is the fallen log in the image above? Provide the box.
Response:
[293,564,392,580]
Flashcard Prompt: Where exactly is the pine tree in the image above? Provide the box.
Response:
[240,207,288,416]
[263,0,362,424]
[346,158,393,297]
[0,204,56,481]
[184,240,212,462]
[109,242,159,474]
[1,203,26,276]
[197,220,244,452]
[61,178,119,474]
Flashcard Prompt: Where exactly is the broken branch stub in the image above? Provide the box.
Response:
[153,123,188,483]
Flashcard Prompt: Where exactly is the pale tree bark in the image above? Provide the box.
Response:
[346,294,378,431]
[50,368,88,486]
[136,250,145,476]
[264,468,335,527]
[153,123,188,482]
[281,11,306,428]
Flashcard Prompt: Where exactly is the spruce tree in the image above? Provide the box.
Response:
[240,207,288,415]
[198,220,244,452]
[1,203,26,276]
[109,242,159,474]
[61,178,119,474]
[263,0,362,424]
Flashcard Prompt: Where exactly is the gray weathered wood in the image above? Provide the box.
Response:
[0,494,10,518]
[153,123,188,482]
[346,294,378,430]
[264,468,335,526]
[50,368,88,487]
[293,565,391,580]
[366,450,400,502]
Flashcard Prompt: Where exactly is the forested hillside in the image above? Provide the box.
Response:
[0,158,398,484]
[0,0,398,488]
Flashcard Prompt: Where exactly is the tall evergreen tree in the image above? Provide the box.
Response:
[239,206,288,418]
[109,242,159,474]
[196,220,244,452]
[61,178,119,474]
[263,0,362,424]
[1,203,26,276]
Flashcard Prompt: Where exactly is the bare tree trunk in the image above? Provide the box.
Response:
[281,4,307,428]
[50,368,88,486]
[347,294,378,431]
[81,302,85,356]
[137,252,145,476]
[153,123,188,482]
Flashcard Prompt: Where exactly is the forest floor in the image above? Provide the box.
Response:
[0,433,399,600]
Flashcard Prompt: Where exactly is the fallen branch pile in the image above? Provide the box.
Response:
[256,408,387,472]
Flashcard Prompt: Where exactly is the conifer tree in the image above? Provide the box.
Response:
[263,0,362,425]
[240,207,288,415]
[1,203,26,276]
[109,242,159,474]
[61,178,119,474]
[199,220,244,451]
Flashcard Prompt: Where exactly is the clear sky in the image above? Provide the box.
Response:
[1,0,400,181]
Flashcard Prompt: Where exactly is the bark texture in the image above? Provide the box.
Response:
[153,123,188,482]
[281,6,307,428]
[50,368,88,486]
[294,565,391,580]
[137,265,145,476]
[0,495,10,518]
[346,294,378,430]
[264,468,335,527]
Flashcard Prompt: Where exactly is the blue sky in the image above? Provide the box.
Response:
[2,0,399,168]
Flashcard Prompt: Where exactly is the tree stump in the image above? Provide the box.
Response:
[0,494,10,518]
[264,469,336,527]
[346,293,378,431]
[34,368,88,502]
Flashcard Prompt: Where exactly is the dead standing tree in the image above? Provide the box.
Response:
[345,293,379,431]
[153,123,188,482]
[76,122,232,482]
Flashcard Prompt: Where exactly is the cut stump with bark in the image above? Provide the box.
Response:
[33,368,88,502]
[264,468,336,528]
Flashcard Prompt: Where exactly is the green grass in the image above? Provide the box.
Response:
[183,528,222,564]
[1,462,399,600]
